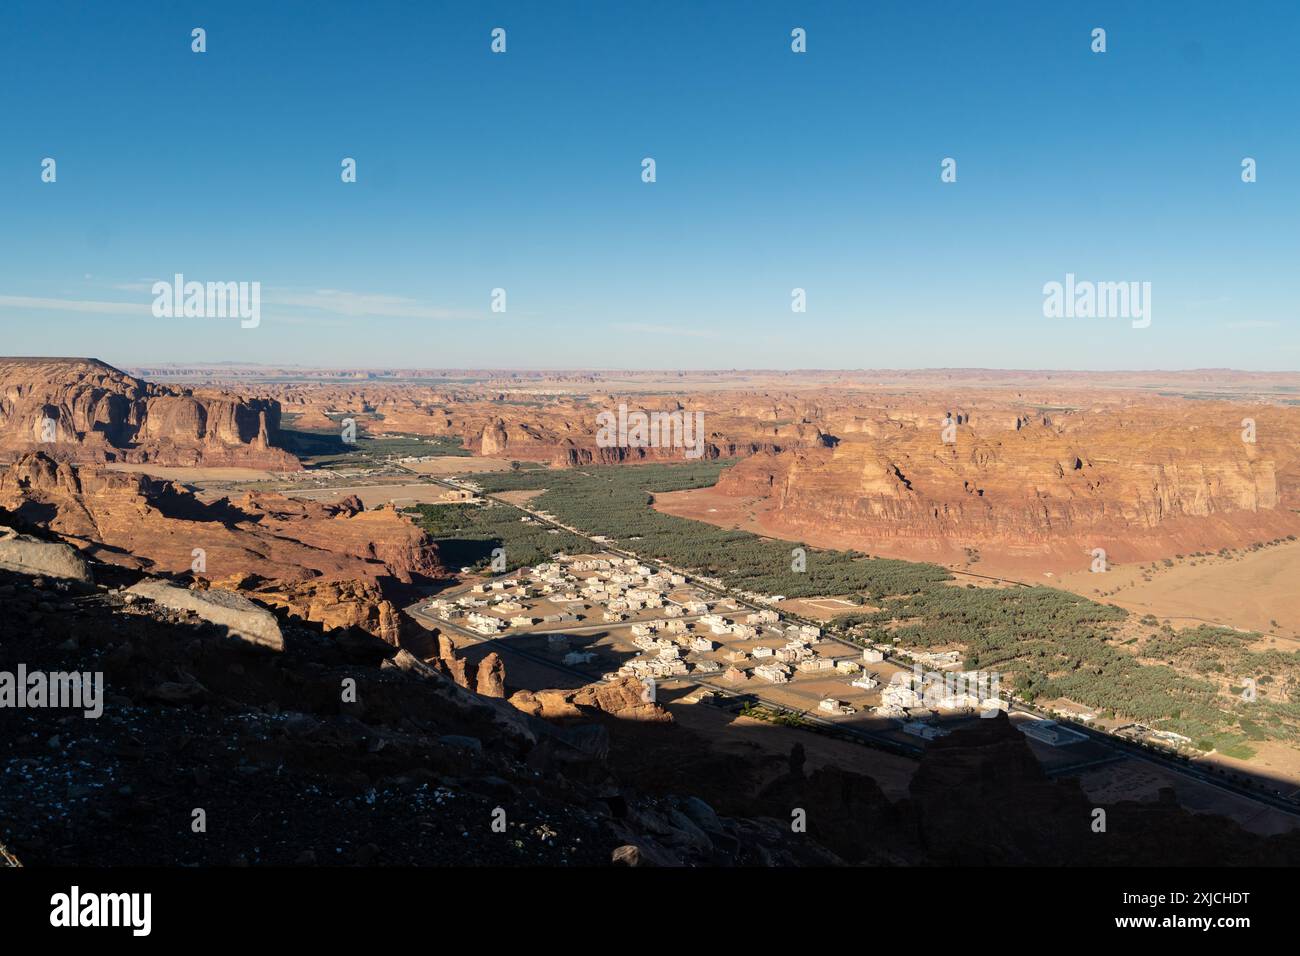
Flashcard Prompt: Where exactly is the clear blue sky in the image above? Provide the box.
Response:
[0,1,1296,370]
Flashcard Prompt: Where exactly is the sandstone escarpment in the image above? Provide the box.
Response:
[714,408,1300,561]
[0,357,298,469]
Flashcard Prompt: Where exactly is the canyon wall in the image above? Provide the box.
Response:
[0,357,299,469]
[712,404,1300,563]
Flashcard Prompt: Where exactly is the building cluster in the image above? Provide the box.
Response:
[419,555,1018,737]
[424,555,694,636]
[873,667,1008,720]
[425,573,581,635]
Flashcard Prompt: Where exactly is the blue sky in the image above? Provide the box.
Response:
[0,1,1296,370]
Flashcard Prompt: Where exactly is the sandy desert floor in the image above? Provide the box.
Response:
[288,483,467,508]
[1055,540,1300,639]
[103,463,286,481]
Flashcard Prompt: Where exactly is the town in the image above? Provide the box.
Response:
[417,551,1014,748]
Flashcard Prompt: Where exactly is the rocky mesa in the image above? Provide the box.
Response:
[0,357,298,470]
[710,403,1300,565]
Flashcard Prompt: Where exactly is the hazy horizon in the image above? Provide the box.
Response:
[33,357,1300,376]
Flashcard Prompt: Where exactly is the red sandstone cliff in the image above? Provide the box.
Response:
[714,408,1300,561]
[0,357,298,469]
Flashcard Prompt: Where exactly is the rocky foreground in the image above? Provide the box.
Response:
[2,535,1299,866]
[0,550,836,866]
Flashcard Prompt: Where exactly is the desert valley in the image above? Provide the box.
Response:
[3,357,1300,868]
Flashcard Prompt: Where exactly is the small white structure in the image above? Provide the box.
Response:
[818,698,856,716]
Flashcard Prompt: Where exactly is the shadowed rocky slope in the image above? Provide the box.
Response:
[1,553,1297,866]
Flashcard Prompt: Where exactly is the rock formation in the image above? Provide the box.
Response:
[509,676,673,723]
[0,357,298,469]
[126,579,285,651]
[709,405,1300,563]
[0,527,92,582]
[475,651,507,698]
[0,453,441,641]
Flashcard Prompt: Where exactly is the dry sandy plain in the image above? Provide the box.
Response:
[289,483,469,508]
[1056,539,1300,639]
[104,463,285,481]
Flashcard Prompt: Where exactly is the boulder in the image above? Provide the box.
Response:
[0,528,92,582]
[679,796,722,834]
[508,676,671,723]
[125,580,284,651]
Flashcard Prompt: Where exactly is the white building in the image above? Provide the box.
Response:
[818,698,856,716]
[466,613,503,635]
[753,663,791,684]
